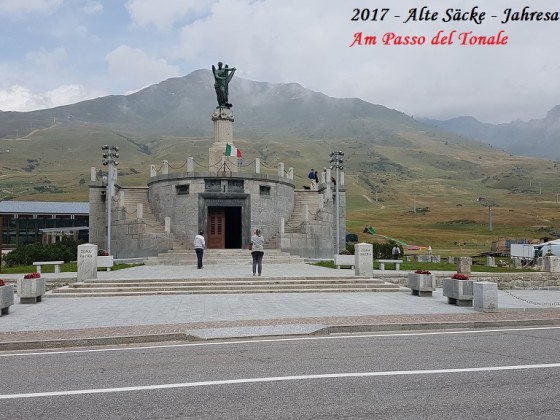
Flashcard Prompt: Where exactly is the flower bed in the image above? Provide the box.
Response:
[408,272,435,297]
[18,274,46,304]
[443,277,474,306]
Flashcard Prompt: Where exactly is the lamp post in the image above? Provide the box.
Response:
[102,145,119,255]
[330,150,344,255]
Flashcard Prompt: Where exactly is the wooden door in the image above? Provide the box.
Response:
[207,208,225,249]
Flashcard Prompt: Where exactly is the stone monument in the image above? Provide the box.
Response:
[355,243,373,277]
[78,243,98,282]
[209,62,240,173]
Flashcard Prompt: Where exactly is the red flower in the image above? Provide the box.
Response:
[23,272,41,279]
[415,269,431,275]
[451,273,469,280]
[0,279,6,287]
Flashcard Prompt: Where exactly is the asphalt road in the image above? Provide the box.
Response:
[2,326,560,419]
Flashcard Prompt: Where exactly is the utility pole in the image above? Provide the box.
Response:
[488,206,493,232]
[330,150,344,255]
[410,193,421,213]
[102,145,119,255]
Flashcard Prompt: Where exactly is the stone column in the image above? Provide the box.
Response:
[187,157,194,172]
[355,243,373,277]
[474,281,498,312]
[150,165,157,178]
[137,203,143,219]
[209,107,238,172]
[278,162,284,177]
[255,158,261,174]
[543,256,560,272]
[457,257,472,274]
[162,160,169,175]
[78,243,98,282]
[287,167,293,180]
[90,167,97,182]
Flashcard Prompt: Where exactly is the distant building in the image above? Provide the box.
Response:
[0,201,89,248]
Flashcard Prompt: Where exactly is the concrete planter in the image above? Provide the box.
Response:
[443,278,474,306]
[334,254,355,268]
[0,285,15,315]
[17,277,46,304]
[407,273,436,297]
[97,255,114,270]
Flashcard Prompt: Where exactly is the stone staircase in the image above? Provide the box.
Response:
[120,188,165,234]
[47,277,401,297]
[285,190,325,233]
[144,249,305,265]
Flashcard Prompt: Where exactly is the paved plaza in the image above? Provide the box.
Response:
[2,263,560,349]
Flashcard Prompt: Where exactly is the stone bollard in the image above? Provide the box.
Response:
[447,256,454,264]
[78,243,98,282]
[457,257,472,274]
[474,281,498,312]
[487,256,496,267]
[355,243,373,277]
[511,257,522,269]
[543,256,560,273]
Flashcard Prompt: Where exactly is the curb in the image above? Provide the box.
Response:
[3,317,560,351]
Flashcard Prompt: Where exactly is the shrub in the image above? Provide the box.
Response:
[3,237,83,267]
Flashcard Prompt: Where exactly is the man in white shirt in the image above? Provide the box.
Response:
[194,230,206,269]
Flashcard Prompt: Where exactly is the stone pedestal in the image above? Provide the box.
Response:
[78,243,98,282]
[486,256,496,267]
[543,256,560,272]
[457,257,472,274]
[355,243,373,277]
[474,281,498,312]
[209,107,239,173]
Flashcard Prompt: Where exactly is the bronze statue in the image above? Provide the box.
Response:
[212,62,236,108]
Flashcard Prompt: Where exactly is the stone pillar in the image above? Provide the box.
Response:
[90,167,97,182]
[162,160,169,175]
[78,243,98,282]
[280,218,285,234]
[474,281,498,312]
[487,256,496,267]
[119,191,125,207]
[355,243,373,277]
[209,107,238,173]
[287,167,293,180]
[137,203,143,219]
[340,171,345,186]
[278,162,284,177]
[150,165,157,178]
[457,257,472,274]
[187,157,194,172]
[447,256,454,264]
[304,205,309,221]
[165,217,171,233]
[512,257,522,269]
[255,158,261,174]
[543,256,560,272]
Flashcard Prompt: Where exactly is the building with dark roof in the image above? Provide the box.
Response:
[0,201,89,248]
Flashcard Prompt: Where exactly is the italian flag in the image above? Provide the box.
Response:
[225,143,242,157]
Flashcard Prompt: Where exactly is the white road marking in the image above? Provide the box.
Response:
[2,363,560,400]
[2,325,560,358]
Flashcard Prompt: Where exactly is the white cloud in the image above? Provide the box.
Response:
[26,47,67,72]
[0,84,100,111]
[0,0,63,15]
[105,45,180,91]
[126,0,215,31]
[83,1,102,15]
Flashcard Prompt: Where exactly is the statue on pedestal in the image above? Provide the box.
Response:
[212,62,236,108]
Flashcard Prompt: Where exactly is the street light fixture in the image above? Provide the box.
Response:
[101,145,119,255]
[330,150,344,255]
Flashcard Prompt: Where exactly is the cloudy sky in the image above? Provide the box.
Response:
[0,0,559,123]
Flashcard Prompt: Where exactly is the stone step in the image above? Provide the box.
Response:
[64,278,385,287]
[47,281,400,296]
